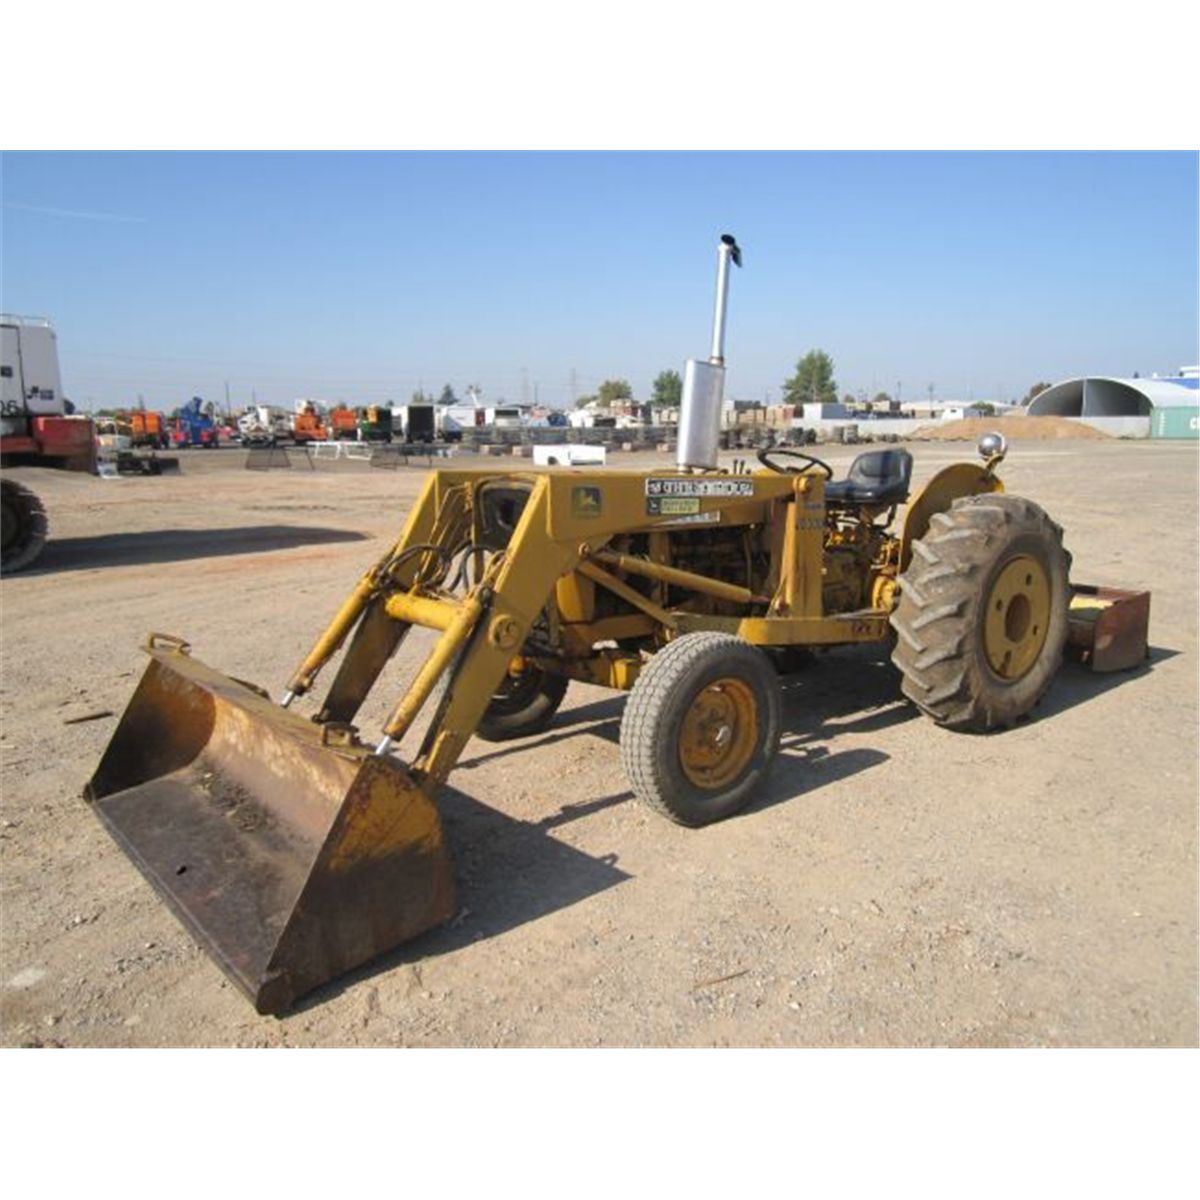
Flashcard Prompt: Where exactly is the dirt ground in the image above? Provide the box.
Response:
[1,439,1196,1047]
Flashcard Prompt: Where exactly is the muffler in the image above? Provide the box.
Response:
[676,233,741,471]
[85,637,455,1015]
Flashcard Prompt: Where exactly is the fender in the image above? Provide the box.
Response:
[900,462,1004,571]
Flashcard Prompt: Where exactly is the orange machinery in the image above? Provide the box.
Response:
[293,403,328,443]
[329,406,358,440]
[128,410,170,449]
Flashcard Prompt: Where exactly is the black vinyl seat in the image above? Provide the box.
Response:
[824,449,913,507]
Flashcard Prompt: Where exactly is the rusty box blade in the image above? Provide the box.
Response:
[85,646,456,1015]
[1066,584,1151,673]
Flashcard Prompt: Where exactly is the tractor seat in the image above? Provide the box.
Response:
[824,448,913,507]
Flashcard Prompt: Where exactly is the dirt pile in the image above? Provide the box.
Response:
[914,415,1111,442]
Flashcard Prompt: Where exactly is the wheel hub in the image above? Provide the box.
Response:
[983,554,1051,681]
[678,677,758,789]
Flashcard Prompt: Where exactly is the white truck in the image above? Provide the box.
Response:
[237,405,292,447]
[391,403,438,444]
[1,315,97,570]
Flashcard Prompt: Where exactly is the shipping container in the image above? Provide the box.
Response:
[1150,407,1200,439]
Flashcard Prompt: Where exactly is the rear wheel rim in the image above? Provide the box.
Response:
[983,554,1051,681]
[678,677,758,789]
[489,661,543,713]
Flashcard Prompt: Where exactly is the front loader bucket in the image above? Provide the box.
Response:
[85,642,456,1015]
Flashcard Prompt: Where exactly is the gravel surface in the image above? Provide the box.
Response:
[1,440,1195,1047]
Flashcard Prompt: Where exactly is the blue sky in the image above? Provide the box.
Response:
[2,151,1196,410]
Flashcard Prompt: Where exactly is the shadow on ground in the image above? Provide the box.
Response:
[291,641,1177,1013]
[293,783,633,1014]
[458,643,910,810]
[21,525,370,573]
[1037,644,1179,721]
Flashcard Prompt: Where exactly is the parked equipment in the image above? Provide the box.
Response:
[95,417,179,476]
[357,405,393,442]
[329,406,358,440]
[128,409,170,449]
[87,237,1150,1013]
[172,397,219,448]
[395,403,436,444]
[2,314,97,571]
[236,405,290,447]
[292,401,327,444]
[94,417,173,475]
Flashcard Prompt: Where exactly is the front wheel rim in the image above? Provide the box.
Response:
[678,677,759,789]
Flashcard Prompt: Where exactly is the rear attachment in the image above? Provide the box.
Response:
[85,637,455,1015]
[1065,584,1151,672]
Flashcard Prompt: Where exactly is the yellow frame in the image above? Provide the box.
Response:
[281,459,1001,788]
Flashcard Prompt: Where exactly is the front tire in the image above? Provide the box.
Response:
[890,494,1071,730]
[620,632,782,827]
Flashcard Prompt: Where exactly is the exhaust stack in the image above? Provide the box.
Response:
[677,233,742,471]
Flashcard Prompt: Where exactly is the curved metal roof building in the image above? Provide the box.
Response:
[1029,372,1199,417]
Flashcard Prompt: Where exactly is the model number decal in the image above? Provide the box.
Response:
[655,510,720,526]
[645,478,754,498]
[649,496,701,515]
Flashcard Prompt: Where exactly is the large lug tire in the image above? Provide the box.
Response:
[890,494,1072,731]
[476,663,569,742]
[1,478,49,574]
[620,631,782,827]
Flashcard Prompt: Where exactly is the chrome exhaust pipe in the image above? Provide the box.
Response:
[677,234,742,471]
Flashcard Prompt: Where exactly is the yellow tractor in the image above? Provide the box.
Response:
[86,237,1106,1014]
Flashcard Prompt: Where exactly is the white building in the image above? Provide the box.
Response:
[1028,370,1200,439]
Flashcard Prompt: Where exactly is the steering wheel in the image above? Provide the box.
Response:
[756,448,833,479]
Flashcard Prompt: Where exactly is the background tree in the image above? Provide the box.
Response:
[438,383,457,405]
[783,350,838,407]
[597,379,633,407]
[652,369,682,406]
[1021,381,1052,406]
[872,391,893,408]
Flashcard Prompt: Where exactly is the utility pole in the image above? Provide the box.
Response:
[224,380,230,416]
[520,366,530,407]
[569,368,578,407]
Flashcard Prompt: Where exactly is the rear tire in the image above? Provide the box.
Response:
[476,664,569,742]
[620,632,782,827]
[1,478,49,574]
[890,494,1071,730]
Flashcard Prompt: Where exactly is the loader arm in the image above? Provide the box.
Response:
[281,472,580,782]
[406,478,580,788]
